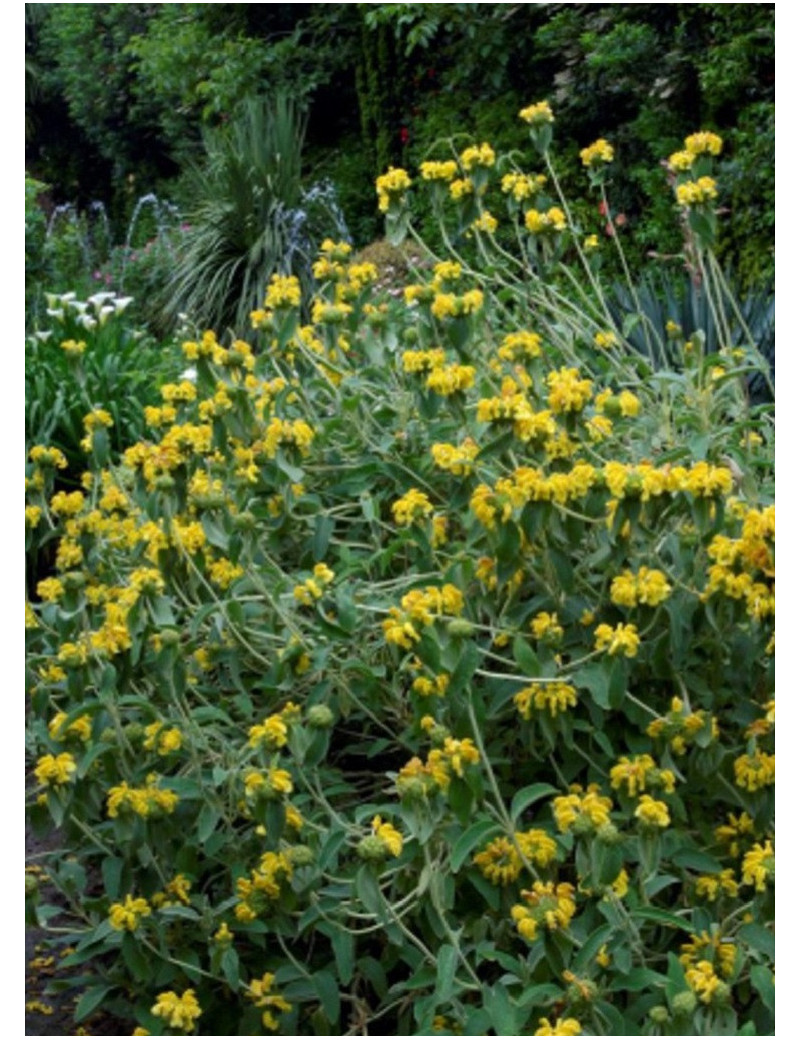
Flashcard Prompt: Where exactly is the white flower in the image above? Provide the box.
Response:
[87,291,115,308]
[78,314,98,331]
[97,305,116,326]
[180,367,197,383]
[113,296,134,315]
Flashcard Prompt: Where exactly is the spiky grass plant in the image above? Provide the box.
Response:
[165,94,344,335]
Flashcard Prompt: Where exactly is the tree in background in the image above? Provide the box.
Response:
[26,3,774,287]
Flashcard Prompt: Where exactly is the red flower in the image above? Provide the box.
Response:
[400,127,410,145]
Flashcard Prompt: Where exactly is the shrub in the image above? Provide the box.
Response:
[26,106,773,1036]
[25,290,170,482]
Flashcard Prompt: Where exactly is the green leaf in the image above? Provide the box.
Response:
[482,982,520,1036]
[450,819,503,872]
[447,640,479,697]
[435,944,457,1004]
[75,985,115,1023]
[750,964,775,1013]
[665,951,691,1004]
[201,515,229,551]
[312,514,335,561]
[670,848,724,873]
[354,864,387,924]
[101,857,125,902]
[607,967,665,992]
[571,924,614,973]
[512,635,540,677]
[574,661,611,709]
[121,932,151,981]
[329,927,355,987]
[510,783,558,824]
[739,923,775,960]
[197,803,220,844]
[221,946,240,990]
[630,907,695,932]
[312,970,341,1024]
[447,775,474,824]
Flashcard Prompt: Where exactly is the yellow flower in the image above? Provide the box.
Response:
[534,1018,582,1036]
[546,367,593,413]
[525,207,567,234]
[246,973,292,1031]
[519,101,554,125]
[371,815,404,857]
[151,989,202,1031]
[676,177,718,208]
[696,869,739,901]
[580,138,614,167]
[685,960,724,1004]
[685,131,723,156]
[594,622,640,657]
[472,211,498,234]
[515,681,577,719]
[501,172,545,201]
[376,166,412,212]
[530,611,563,642]
[392,488,435,525]
[552,786,613,834]
[36,577,65,603]
[610,754,657,797]
[741,840,774,891]
[511,881,576,941]
[634,794,670,829]
[60,338,87,356]
[733,750,775,792]
[48,712,92,743]
[25,504,42,529]
[668,149,695,172]
[34,752,77,787]
[248,714,289,750]
[420,159,459,182]
[460,142,496,170]
[143,722,183,756]
[109,894,151,932]
[264,274,301,309]
[593,330,617,349]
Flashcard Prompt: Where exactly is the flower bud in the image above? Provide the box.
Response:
[596,822,620,845]
[648,1006,670,1025]
[672,991,698,1017]
[288,845,314,867]
[307,705,334,729]
[357,835,389,862]
[233,511,256,531]
[446,619,475,638]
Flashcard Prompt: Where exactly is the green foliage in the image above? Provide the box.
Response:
[25,291,167,483]
[608,271,775,405]
[36,4,170,181]
[25,174,49,308]
[164,95,348,334]
[26,111,773,1037]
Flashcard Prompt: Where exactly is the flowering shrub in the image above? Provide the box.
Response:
[25,291,170,480]
[25,108,774,1036]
